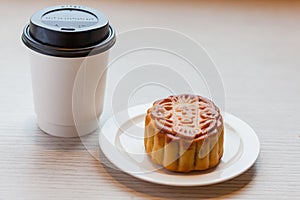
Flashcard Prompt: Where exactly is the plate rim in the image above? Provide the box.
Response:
[99,104,260,186]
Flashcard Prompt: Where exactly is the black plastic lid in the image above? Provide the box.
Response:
[22,5,116,57]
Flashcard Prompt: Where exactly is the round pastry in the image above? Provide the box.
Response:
[144,94,224,172]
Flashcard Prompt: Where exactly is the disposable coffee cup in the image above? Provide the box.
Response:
[21,5,116,137]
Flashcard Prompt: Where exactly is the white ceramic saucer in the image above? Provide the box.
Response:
[99,104,260,186]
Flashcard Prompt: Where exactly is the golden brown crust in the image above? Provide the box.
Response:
[144,94,224,172]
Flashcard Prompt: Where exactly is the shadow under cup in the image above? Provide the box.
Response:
[21,5,116,137]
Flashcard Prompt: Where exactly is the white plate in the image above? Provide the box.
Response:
[99,104,260,186]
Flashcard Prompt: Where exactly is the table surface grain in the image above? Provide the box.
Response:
[0,0,300,199]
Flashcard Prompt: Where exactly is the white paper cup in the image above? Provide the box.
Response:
[29,51,108,137]
[22,5,116,137]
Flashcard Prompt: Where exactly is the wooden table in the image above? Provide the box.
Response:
[0,0,299,199]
